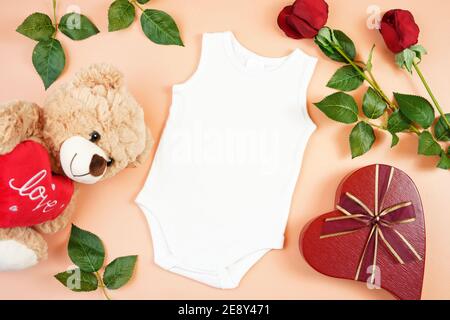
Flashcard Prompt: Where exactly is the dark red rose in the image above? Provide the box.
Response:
[380,9,420,53]
[277,0,329,39]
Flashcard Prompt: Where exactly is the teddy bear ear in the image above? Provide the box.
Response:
[70,63,124,90]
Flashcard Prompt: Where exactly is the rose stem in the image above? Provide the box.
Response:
[130,0,145,12]
[413,61,450,129]
[52,0,58,33]
[331,43,421,135]
[96,271,111,300]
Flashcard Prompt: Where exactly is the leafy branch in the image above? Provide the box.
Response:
[17,0,99,89]
[16,0,183,90]
[108,0,183,46]
[313,27,449,169]
[55,225,138,300]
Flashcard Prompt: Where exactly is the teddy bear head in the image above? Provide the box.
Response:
[42,64,152,184]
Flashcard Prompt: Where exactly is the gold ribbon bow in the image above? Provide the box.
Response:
[320,165,422,285]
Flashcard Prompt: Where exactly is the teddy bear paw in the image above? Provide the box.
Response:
[0,239,40,271]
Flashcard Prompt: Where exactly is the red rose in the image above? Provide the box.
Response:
[380,9,420,53]
[277,0,329,39]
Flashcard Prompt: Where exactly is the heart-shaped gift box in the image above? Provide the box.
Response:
[300,164,426,300]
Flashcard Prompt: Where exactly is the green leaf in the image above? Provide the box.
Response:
[103,255,137,290]
[315,28,355,62]
[387,111,409,148]
[387,110,411,133]
[390,132,400,148]
[137,0,150,3]
[418,131,442,156]
[366,45,375,72]
[59,13,99,40]
[437,150,450,170]
[55,268,98,292]
[316,27,333,43]
[314,27,335,57]
[332,30,356,61]
[315,39,340,62]
[410,44,427,61]
[434,114,450,141]
[362,87,387,119]
[140,9,184,46]
[394,93,435,129]
[32,39,65,90]
[326,65,364,92]
[395,48,415,73]
[108,0,136,32]
[68,225,105,273]
[314,92,359,124]
[349,121,375,158]
[16,13,55,41]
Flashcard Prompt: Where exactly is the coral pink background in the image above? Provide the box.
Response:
[0,0,449,300]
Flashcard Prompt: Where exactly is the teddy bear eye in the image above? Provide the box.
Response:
[89,131,101,143]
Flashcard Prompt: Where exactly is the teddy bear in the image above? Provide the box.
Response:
[0,64,153,271]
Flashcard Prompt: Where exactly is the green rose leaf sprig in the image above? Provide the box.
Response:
[108,0,184,46]
[313,27,449,169]
[55,225,137,300]
[16,0,184,90]
[16,0,99,89]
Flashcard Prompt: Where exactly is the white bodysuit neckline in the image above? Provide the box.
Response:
[223,31,301,74]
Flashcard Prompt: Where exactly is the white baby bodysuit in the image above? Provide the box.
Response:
[136,31,317,289]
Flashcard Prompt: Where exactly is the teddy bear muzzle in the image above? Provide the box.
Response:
[59,136,111,184]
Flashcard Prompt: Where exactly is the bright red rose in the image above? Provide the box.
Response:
[380,9,420,53]
[277,0,329,39]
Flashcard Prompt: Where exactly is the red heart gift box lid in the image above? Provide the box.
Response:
[300,164,426,300]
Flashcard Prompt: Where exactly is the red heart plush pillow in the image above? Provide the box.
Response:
[300,164,425,300]
[0,140,74,228]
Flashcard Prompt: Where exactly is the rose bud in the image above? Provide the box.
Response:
[380,9,420,53]
[277,0,329,39]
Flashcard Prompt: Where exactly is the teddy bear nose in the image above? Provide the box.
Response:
[89,154,107,177]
